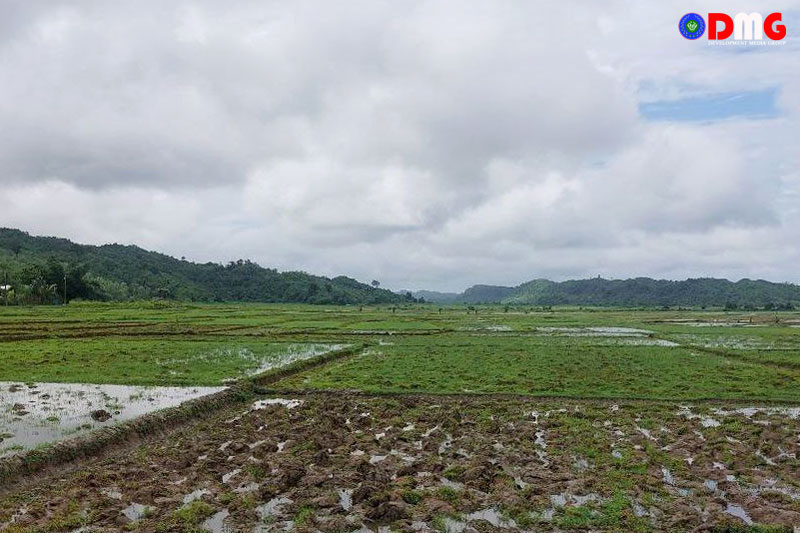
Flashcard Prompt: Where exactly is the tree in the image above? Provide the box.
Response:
[371,280,380,289]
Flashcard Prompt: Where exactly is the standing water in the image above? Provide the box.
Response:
[0,381,223,455]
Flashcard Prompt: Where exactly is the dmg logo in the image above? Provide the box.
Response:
[679,12,786,44]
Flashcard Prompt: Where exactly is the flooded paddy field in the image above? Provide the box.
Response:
[0,381,225,456]
[1,303,799,531]
[0,341,345,456]
[0,339,347,387]
[1,394,798,531]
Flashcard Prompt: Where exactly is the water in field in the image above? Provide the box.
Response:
[0,381,224,456]
[535,326,653,337]
[156,343,348,381]
[0,343,346,455]
[246,343,348,375]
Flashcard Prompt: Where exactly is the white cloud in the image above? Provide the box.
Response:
[0,1,798,291]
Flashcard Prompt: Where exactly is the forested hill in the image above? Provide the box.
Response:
[0,228,412,305]
[414,277,800,308]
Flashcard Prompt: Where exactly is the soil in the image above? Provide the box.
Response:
[0,393,798,532]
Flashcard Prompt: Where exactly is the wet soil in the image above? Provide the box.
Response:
[0,393,798,532]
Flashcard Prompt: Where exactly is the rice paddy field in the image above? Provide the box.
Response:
[1,302,799,532]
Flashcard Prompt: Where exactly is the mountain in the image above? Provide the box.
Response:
[461,284,516,304]
[0,228,412,305]
[407,290,461,304]
[415,277,800,308]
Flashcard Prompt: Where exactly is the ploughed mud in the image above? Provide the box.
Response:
[1,394,799,532]
[0,382,224,456]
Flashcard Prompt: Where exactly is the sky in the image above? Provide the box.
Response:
[1,1,799,292]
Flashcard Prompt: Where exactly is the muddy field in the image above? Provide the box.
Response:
[1,304,799,531]
[0,381,225,456]
[1,393,798,532]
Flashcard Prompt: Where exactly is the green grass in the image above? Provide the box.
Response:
[280,334,800,401]
[0,337,343,386]
[1,303,798,400]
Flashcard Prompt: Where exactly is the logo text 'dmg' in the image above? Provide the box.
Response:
[679,12,786,42]
[710,13,785,40]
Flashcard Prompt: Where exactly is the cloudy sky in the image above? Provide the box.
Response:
[1,1,799,291]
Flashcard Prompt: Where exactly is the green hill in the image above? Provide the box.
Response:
[0,228,411,305]
[415,277,800,309]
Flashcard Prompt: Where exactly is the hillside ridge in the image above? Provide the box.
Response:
[0,228,410,305]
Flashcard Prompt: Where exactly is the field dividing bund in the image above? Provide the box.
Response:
[0,303,799,531]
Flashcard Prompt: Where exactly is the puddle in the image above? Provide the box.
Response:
[222,469,241,483]
[535,326,653,337]
[712,406,800,420]
[632,501,648,517]
[636,426,655,440]
[338,488,353,511]
[257,496,292,520]
[550,492,602,508]
[465,508,515,528]
[440,477,464,491]
[122,503,152,522]
[101,487,122,500]
[251,398,304,410]
[0,382,223,455]
[657,320,764,327]
[156,344,347,378]
[234,482,259,494]
[247,344,347,375]
[183,488,211,504]
[422,425,440,438]
[202,509,231,533]
[725,503,753,525]
[462,325,512,332]
[573,456,589,470]
[442,517,466,533]
[438,433,453,454]
[620,338,680,347]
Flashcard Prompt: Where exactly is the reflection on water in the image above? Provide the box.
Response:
[0,381,224,455]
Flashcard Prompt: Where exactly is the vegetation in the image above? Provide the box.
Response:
[415,277,800,308]
[2,303,799,530]
[0,228,414,305]
[0,337,345,386]
[281,334,800,401]
[2,302,798,401]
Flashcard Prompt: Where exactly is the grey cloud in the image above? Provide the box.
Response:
[0,1,797,291]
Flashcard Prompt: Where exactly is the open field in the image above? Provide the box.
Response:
[1,303,799,531]
[278,335,800,401]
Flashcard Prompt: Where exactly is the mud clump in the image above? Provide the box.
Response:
[366,500,409,521]
[353,481,385,504]
[275,463,306,490]
[2,393,800,531]
[90,409,112,422]
[463,460,498,492]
